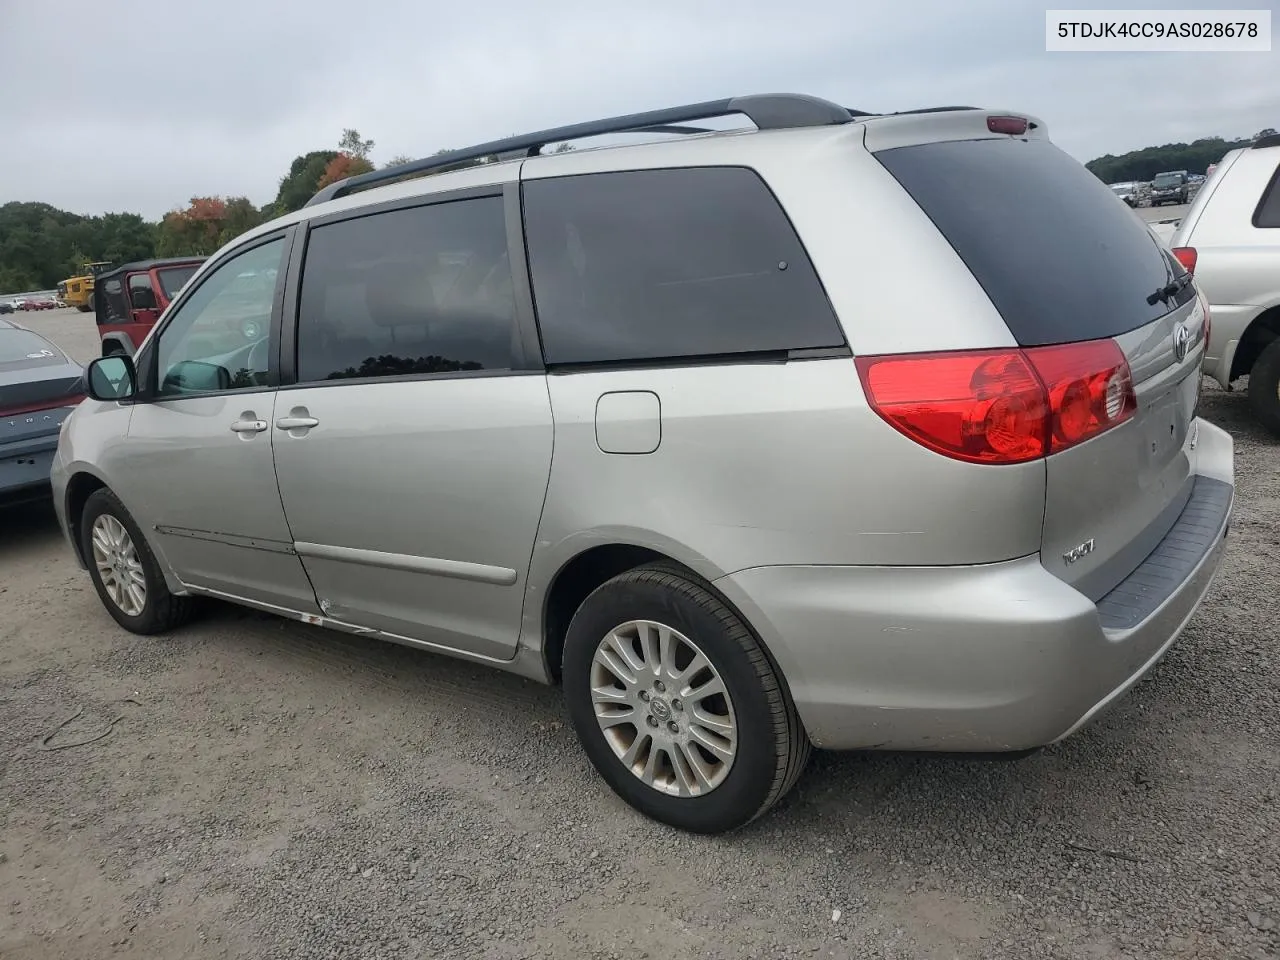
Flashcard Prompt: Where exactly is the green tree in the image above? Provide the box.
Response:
[269,149,340,215]
[338,129,374,160]
[1086,135,1250,182]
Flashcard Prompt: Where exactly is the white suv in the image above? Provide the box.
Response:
[1171,134,1280,436]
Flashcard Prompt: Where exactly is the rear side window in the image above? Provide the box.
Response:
[158,265,200,299]
[522,167,843,365]
[296,197,518,382]
[877,139,1193,346]
[1253,162,1280,228]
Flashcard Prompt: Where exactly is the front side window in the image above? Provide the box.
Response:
[154,238,283,397]
[296,196,517,383]
[522,167,844,365]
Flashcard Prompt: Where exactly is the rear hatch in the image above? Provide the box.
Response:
[0,329,84,446]
[874,128,1203,599]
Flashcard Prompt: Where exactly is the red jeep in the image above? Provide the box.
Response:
[95,257,206,356]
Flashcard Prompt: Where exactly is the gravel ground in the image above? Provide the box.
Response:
[1,310,1277,960]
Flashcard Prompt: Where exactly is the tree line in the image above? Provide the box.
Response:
[0,129,390,294]
[1085,128,1276,184]
[0,127,567,294]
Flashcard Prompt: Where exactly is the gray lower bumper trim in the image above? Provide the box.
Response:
[1095,475,1232,631]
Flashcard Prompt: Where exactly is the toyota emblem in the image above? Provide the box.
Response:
[1173,323,1190,362]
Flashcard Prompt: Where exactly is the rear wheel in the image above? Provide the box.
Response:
[562,564,809,833]
[80,488,195,634]
[1248,338,1280,438]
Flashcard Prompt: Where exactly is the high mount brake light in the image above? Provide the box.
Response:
[855,339,1136,465]
[986,116,1029,136]
[1172,246,1197,274]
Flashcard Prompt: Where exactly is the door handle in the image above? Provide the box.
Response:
[275,416,319,430]
[230,419,268,433]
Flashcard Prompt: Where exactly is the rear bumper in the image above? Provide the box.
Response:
[0,434,58,504]
[714,419,1234,752]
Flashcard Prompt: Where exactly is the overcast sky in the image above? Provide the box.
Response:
[0,0,1275,220]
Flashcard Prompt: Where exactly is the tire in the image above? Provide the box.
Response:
[80,488,195,634]
[1248,338,1280,439]
[77,302,91,313]
[562,564,809,833]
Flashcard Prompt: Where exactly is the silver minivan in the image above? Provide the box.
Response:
[53,95,1234,833]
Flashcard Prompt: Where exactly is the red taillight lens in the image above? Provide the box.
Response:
[856,339,1136,465]
[987,115,1028,135]
[1172,246,1197,274]
[1022,340,1136,454]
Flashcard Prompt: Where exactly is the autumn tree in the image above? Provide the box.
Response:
[315,152,376,191]
[155,196,262,257]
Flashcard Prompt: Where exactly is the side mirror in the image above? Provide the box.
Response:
[161,359,231,394]
[85,355,137,401]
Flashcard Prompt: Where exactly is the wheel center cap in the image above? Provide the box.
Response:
[649,697,671,722]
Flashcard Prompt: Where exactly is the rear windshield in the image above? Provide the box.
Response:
[0,329,64,366]
[876,138,1192,346]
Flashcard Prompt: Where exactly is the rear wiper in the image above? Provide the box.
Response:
[1146,272,1192,306]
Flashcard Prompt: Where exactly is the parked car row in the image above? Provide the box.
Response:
[1108,171,1206,208]
[1,298,62,313]
[50,95,1235,835]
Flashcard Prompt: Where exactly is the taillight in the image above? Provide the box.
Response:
[856,339,1136,465]
[1172,246,1197,274]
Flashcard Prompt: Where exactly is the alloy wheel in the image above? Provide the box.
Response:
[90,514,147,617]
[590,619,737,797]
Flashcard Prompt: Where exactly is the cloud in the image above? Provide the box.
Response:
[0,0,1274,217]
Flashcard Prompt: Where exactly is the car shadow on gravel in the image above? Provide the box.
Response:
[0,496,63,558]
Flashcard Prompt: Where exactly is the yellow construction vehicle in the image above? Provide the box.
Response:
[57,261,114,312]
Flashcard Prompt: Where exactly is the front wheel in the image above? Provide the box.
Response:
[563,565,809,833]
[80,488,195,634]
[1248,338,1280,439]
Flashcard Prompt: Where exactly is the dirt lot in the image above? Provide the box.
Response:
[2,309,1278,960]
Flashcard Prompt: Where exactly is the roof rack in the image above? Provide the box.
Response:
[304,93,856,207]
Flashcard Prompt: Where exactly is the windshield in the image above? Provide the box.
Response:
[1153,175,1182,187]
[157,265,200,299]
[0,329,65,365]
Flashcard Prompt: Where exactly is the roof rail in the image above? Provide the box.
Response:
[304,93,855,207]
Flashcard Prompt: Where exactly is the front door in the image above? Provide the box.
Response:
[119,232,319,613]
[270,192,552,660]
